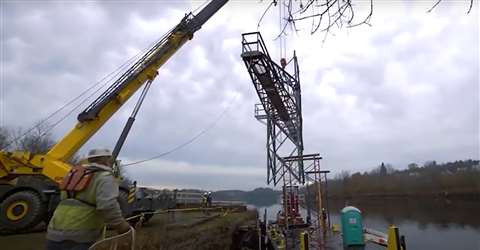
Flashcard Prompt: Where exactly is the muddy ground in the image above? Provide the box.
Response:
[0,209,257,250]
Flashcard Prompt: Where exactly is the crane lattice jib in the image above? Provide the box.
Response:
[0,0,228,183]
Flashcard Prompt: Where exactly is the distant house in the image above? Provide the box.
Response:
[408,172,420,177]
[457,167,468,172]
[441,170,454,175]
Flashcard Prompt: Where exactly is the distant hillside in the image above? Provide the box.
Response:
[213,187,281,206]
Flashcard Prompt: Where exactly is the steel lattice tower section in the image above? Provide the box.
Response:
[241,32,305,186]
[241,32,332,249]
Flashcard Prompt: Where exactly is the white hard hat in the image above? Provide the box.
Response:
[87,148,112,159]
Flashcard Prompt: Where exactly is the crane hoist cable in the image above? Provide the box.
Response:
[121,93,239,167]
[42,27,175,134]
[5,0,210,148]
[2,47,142,148]
[1,71,115,150]
[42,29,173,129]
[41,56,142,136]
[192,0,211,14]
[3,0,214,149]
[77,36,169,121]
[1,27,175,150]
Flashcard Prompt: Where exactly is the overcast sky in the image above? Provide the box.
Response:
[1,1,478,191]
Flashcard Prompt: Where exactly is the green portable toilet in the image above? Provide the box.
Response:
[341,206,365,247]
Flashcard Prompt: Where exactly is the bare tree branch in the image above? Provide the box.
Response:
[0,126,10,150]
[287,0,374,36]
[427,0,475,14]
[467,0,473,14]
[258,0,474,39]
[427,0,443,13]
[257,0,277,30]
[291,0,337,22]
[348,0,373,28]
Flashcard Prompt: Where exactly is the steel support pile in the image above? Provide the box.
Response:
[286,154,331,247]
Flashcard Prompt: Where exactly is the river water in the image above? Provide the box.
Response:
[251,198,480,250]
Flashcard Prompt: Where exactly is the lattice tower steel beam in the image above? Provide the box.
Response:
[241,32,305,185]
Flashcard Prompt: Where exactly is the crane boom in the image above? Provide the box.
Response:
[0,0,228,183]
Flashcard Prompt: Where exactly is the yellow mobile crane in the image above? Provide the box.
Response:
[0,0,228,232]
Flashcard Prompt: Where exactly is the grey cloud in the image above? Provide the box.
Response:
[1,1,478,189]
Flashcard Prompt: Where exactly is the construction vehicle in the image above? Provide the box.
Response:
[0,0,228,232]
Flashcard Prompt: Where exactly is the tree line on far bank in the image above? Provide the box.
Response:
[325,160,480,198]
[3,124,478,200]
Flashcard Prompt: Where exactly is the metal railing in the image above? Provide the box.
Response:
[241,32,271,59]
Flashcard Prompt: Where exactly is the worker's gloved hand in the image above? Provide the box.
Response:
[115,220,131,234]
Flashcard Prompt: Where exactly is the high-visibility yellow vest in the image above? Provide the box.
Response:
[48,171,110,231]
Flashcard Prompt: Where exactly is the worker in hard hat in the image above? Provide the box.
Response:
[202,192,208,207]
[201,192,209,215]
[206,191,213,208]
[46,148,131,250]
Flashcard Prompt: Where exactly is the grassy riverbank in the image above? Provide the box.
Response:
[0,209,257,250]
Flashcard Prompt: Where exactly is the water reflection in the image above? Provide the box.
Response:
[250,198,480,250]
[329,198,480,230]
